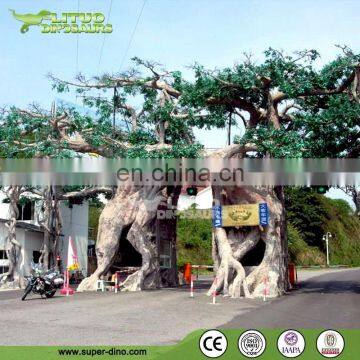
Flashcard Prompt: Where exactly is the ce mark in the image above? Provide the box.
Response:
[199,329,228,358]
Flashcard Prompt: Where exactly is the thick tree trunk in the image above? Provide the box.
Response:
[38,187,54,270]
[52,192,62,271]
[0,186,25,288]
[78,185,179,292]
[208,186,288,298]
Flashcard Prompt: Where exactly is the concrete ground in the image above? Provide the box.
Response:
[0,268,358,345]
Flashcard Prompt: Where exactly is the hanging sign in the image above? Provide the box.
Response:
[212,203,268,227]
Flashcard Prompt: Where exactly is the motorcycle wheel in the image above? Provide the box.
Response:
[45,290,56,298]
[21,284,33,301]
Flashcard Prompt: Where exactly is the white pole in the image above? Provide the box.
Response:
[190,277,194,298]
[323,232,331,267]
[326,236,329,267]
[212,277,217,304]
[263,275,267,302]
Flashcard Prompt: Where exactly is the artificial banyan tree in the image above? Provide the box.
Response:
[1,47,359,297]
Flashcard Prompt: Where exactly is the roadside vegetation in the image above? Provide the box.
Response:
[89,188,360,268]
[177,188,360,267]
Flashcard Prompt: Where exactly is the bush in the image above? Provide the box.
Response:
[176,213,212,267]
[286,187,360,266]
[287,223,325,266]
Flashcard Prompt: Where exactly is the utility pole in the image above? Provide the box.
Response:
[322,232,332,267]
[227,112,232,145]
[113,87,118,136]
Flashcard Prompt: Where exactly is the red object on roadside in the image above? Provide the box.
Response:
[60,270,74,296]
[288,263,297,287]
[184,262,192,284]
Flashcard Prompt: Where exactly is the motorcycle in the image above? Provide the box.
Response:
[21,262,64,301]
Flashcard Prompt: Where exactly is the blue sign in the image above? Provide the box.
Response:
[259,203,269,226]
[212,206,222,227]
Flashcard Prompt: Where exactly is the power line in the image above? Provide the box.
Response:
[76,0,80,74]
[119,0,147,71]
[97,0,114,74]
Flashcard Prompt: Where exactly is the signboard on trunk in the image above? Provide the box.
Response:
[212,203,268,227]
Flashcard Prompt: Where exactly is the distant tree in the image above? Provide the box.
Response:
[340,186,360,216]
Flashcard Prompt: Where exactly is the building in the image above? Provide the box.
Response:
[177,186,213,210]
[0,192,89,278]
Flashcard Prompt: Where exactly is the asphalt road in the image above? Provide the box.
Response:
[0,279,262,346]
[223,268,360,329]
[0,268,358,345]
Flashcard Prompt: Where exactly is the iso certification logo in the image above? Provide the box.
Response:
[238,330,266,358]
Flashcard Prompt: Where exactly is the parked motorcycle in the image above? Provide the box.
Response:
[21,262,64,301]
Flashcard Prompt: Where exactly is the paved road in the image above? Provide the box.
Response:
[223,268,360,329]
[0,279,262,346]
[0,269,358,345]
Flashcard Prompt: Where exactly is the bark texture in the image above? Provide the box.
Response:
[0,186,25,288]
[78,185,179,292]
[208,186,288,298]
[37,186,62,270]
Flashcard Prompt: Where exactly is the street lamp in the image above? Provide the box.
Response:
[322,232,332,267]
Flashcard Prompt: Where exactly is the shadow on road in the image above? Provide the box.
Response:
[299,279,360,294]
[164,279,213,293]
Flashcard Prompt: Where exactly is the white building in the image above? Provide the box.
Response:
[177,186,213,210]
[0,192,89,277]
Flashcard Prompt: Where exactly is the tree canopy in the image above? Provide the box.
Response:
[0,46,358,160]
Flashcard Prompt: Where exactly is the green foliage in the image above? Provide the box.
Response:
[286,187,360,266]
[176,189,360,267]
[285,187,327,247]
[235,126,306,158]
[88,201,104,242]
[17,196,32,207]
[176,212,212,267]
[127,129,157,146]
[125,142,203,158]
[2,48,359,160]
[287,223,325,266]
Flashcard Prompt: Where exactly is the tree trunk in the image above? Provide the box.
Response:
[0,186,25,288]
[208,186,288,298]
[78,185,179,292]
[52,190,62,271]
[38,187,54,270]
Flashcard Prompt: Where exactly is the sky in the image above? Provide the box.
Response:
[1,0,360,146]
[0,0,359,204]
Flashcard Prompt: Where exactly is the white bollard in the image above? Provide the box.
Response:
[190,277,194,298]
[263,275,268,302]
[212,277,217,304]
[115,273,118,294]
[66,270,70,296]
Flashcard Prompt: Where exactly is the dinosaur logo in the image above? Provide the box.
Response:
[9,9,52,33]
[9,9,113,34]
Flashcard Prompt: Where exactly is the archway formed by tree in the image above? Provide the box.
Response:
[0,47,359,296]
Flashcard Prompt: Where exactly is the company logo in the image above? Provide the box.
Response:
[277,330,305,358]
[238,330,266,358]
[9,9,113,34]
[199,330,227,358]
[316,330,344,358]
